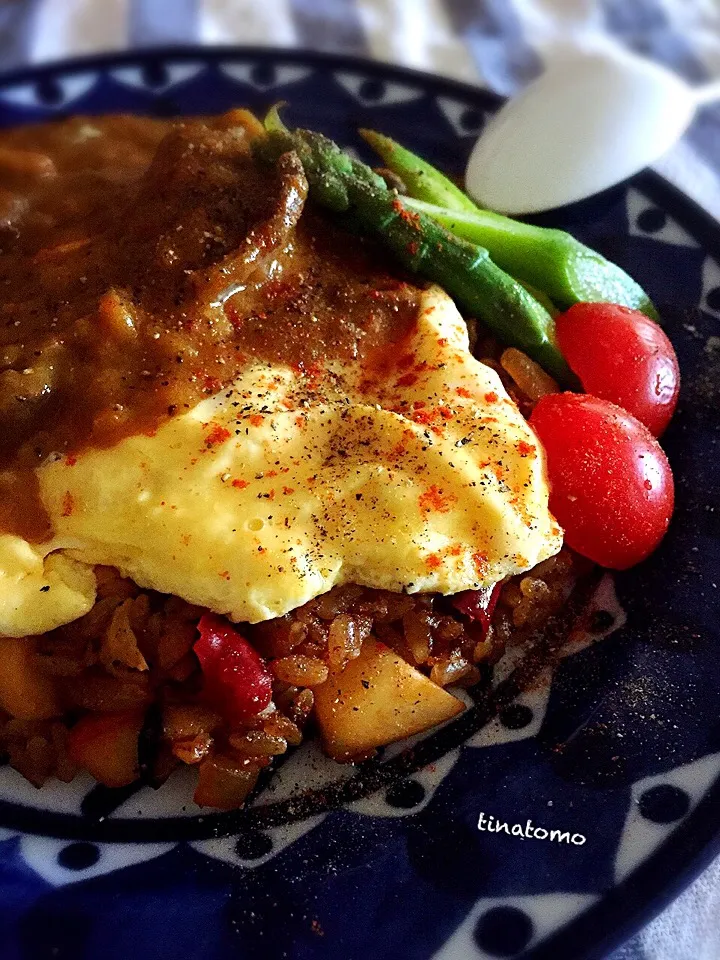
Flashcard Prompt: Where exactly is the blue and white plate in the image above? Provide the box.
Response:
[0,48,719,960]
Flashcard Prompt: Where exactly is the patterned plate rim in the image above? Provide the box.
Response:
[0,45,718,960]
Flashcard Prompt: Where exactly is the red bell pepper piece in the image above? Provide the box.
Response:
[195,614,273,724]
[451,583,501,635]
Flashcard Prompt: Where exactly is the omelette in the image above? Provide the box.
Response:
[1,285,561,635]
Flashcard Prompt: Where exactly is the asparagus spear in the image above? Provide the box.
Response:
[256,126,573,383]
[360,128,479,214]
[361,129,658,320]
[403,197,659,321]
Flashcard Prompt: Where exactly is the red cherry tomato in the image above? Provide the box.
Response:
[555,303,679,436]
[195,614,272,723]
[530,393,674,569]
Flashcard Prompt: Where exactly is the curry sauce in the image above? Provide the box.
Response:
[0,112,421,540]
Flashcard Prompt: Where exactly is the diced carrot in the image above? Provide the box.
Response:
[67,710,144,788]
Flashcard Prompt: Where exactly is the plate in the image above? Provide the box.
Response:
[0,48,718,960]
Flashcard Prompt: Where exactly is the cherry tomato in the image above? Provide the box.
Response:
[195,614,272,723]
[555,303,679,436]
[530,393,674,569]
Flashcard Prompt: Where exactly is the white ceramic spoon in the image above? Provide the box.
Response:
[465,48,720,215]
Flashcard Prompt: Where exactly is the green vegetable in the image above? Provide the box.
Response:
[256,122,572,383]
[517,281,559,318]
[348,185,570,381]
[361,129,658,320]
[403,198,659,320]
[263,102,290,135]
[359,128,478,215]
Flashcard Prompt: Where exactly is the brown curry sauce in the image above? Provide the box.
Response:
[0,112,421,540]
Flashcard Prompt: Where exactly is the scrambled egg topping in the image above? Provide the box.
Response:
[0,287,562,636]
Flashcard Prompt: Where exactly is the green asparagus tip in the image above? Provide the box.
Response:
[358,128,394,154]
[359,127,480,215]
[263,103,290,135]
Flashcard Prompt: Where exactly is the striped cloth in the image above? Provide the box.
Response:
[0,2,718,958]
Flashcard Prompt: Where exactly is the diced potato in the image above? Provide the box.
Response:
[67,709,144,788]
[0,636,62,720]
[193,754,260,809]
[313,639,465,761]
